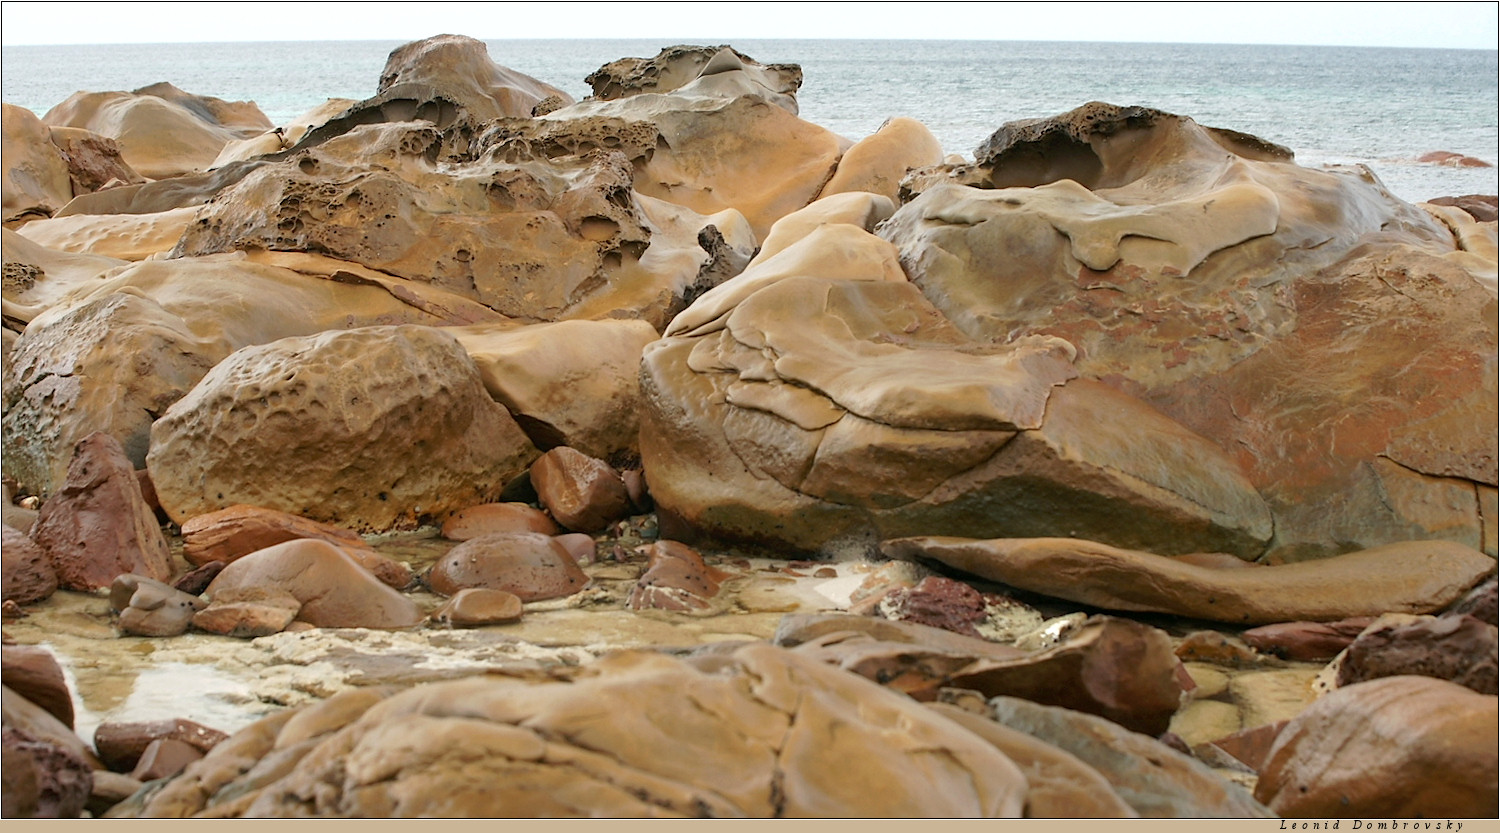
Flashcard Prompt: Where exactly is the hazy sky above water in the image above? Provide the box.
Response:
[2,1,1497,49]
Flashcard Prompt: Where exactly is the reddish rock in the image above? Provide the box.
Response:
[171,560,225,596]
[1240,617,1377,661]
[200,539,421,630]
[627,540,731,611]
[876,575,988,637]
[1447,574,1497,625]
[94,717,228,773]
[621,469,652,513]
[426,532,588,602]
[29,432,172,591]
[180,505,411,589]
[1255,676,1498,818]
[431,588,524,627]
[1201,720,1288,772]
[439,502,558,540]
[1417,150,1494,168]
[1337,614,1498,694]
[134,468,168,523]
[191,595,299,638]
[129,738,203,782]
[2,524,56,604]
[553,532,596,565]
[109,574,207,637]
[1173,631,1262,667]
[1,726,92,818]
[1427,194,1499,223]
[1,644,73,729]
[530,447,631,533]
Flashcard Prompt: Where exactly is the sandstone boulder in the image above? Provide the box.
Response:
[818,116,945,204]
[1,644,73,729]
[440,503,558,541]
[198,540,422,630]
[1336,613,1498,694]
[585,45,802,112]
[93,718,229,773]
[130,738,203,782]
[16,206,198,261]
[426,532,588,602]
[372,34,573,122]
[45,125,144,196]
[124,644,1029,817]
[2,524,56,604]
[1,227,127,329]
[109,574,207,637]
[2,104,73,224]
[42,83,271,180]
[1254,675,1498,817]
[147,325,538,532]
[29,432,172,591]
[530,447,631,533]
[430,588,524,627]
[1,726,91,818]
[1240,617,1376,661]
[626,540,731,612]
[178,504,410,589]
[886,103,1495,561]
[883,536,1497,625]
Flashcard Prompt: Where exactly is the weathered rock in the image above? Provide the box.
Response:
[426,532,588,602]
[1254,676,1498,817]
[124,644,1028,818]
[1,726,92,818]
[875,575,991,637]
[0,226,127,330]
[29,432,171,591]
[373,34,573,124]
[171,561,225,596]
[93,717,229,773]
[1417,150,1494,168]
[553,532,596,565]
[109,574,207,638]
[1240,617,1378,661]
[530,447,631,534]
[925,701,1139,818]
[130,738,204,782]
[448,319,659,460]
[978,694,1273,818]
[1428,193,1500,223]
[1337,613,1498,694]
[15,205,197,261]
[179,504,410,589]
[883,536,1497,625]
[626,540,730,612]
[2,683,99,768]
[4,254,475,497]
[2,104,73,223]
[819,116,945,204]
[440,502,558,540]
[53,159,268,218]
[199,540,422,630]
[1173,630,1264,667]
[147,325,538,533]
[1,644,72,728]
[430,588,524,627]
[774,612,1030,661]
[1200,720,1287,772]
[45,125,145,195]
[1447,574,1498,625]
[887,103,1494,561]
[42,82,271,180]
[585,45,802,111]
[2,524,56,604]
[190,594,300,638]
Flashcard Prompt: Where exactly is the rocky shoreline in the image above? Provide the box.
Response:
[1,35,1496,818]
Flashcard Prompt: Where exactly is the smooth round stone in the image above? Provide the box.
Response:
[426,532,588,602]
[431,588,524,627]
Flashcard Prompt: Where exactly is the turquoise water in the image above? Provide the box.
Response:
[3,38,1496,202]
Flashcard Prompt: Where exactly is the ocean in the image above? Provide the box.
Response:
[2,38,1497,203]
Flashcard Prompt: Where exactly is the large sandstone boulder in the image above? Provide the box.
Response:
[1,227,127,327]
[885,102,1497,560]
[585,45,802,112]
[883,536,1497,625]
[641,198,1272,558]
[16,206,198,261]
[818,116,945,204]
[148,325,538,532]
[44,125,144,196]
[2,104,74,224]
[42,83,271,180]
[1254,676,1498,817]
[124,644,1028,817]
[198,539,422,630]
[3,254,479,495]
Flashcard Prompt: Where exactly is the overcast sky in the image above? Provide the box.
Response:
[2,1,1496,49]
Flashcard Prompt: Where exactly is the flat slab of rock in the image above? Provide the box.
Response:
[439,502,557,540]
[883,536,1497,625]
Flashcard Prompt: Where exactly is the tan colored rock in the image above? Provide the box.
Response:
[29,432,172,591]
[925,701,1139,818]
[0,227,127,327]
[980,694,1272,818]
[110,574,207,637]
[448,319,659,459]
[126,644,1028,818]
[199,539,421,630]
[886,103,1495,561]
[42,83,270,180]
[190,595,299,638]
[209,98,355,168]
[178,504,410,590]
[440,502,558,541]
[883,536,1497,625]
[430,588,524,627]
[530,447,631,533]
[2,524,56,604]
[147,325,538,533]
[2,103,73,223]
[585,45,802,112]
[15,206,197,261]
[1254,676,1498,818]
[373,34,573,123]
[819,116,945,204]
[426,532,588,603]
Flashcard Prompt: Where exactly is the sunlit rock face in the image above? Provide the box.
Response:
[883,102,1497,561]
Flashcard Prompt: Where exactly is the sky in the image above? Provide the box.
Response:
[1,1,1497,49]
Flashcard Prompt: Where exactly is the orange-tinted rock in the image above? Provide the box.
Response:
[1337,614,1498,694]
[190,595,299,638]
[45,125,143,195]
[93,717,229,773]
[180,505,411,590]
[1,644,72,729]
[3,103,73,223]
[2,524,55,604]
[440,502,558,541]
[1240,617,1377,661]
[170,560,224,596]
[29,432,171,591]
[427,532,588,602]
[553,532,596,565]
[431,588,524,627]
[1201,720,1288,772]
[530,447,631,533]
[200,539,421,630]
[1427,194,1499,223]
[626,540,730,611]
[1255,676,1498,817]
